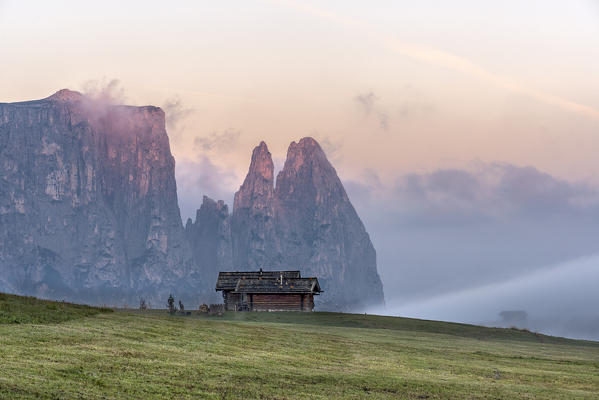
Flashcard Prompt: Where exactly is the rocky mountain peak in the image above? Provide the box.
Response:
[276,136,346,204]
[248,141,274,181]
[46,88,83,103]
[198,195,229,218]
[233,141,274,212]
[283,137,327,173]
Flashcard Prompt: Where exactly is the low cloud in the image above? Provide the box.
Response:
[318,137,343,158]
[81,78,126,104]
[176,157,238,222]
[398,100,435,119]
[75,79,141,136]
[377,112,389,130]
[394,163,599,220]
[355,91,377,115]
[308,131,343,160]
[396,85,436,120]
[163,96,193,131]
[355,91,389,130]
[194,129,241,153]
[374,254,599,341]
[354,87,436,130]
[344,163,599,315]
[162,96,193,143]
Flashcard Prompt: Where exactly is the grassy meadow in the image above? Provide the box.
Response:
[0,295,598,399]
[0,292,112,324]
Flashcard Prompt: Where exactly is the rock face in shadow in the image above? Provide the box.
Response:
[185,196,232,303]
[230,141,277,269]
[273,138,384,310]
[0,90,197,306]
[186,138,385,311]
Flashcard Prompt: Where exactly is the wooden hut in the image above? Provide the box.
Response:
[215,269,322,311]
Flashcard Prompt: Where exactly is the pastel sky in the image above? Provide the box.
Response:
[2,0,598,185]
[2,1,599,337]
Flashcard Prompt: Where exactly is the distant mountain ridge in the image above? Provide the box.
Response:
[0,90,384,310]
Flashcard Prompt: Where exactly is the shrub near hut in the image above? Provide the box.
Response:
[209,304,224,316]
[167,295,176,315]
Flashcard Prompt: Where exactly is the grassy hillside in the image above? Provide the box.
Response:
[0,296,598,399]
[210,310,596,346]
[0,292,112,324]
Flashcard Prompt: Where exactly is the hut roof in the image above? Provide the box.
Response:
[215,270,301,291]
[215,270,321,294]
[234,277,321,294]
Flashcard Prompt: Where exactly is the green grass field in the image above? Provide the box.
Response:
[1,294,598,399]
[0,292,112,324]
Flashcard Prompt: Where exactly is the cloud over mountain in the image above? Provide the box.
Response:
[345,162,599,307]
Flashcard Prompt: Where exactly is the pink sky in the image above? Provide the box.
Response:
[1,0,598,190]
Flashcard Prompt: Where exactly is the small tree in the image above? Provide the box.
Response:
[167,294,176,314]
[179,300,185,313]
[139,297,147,310]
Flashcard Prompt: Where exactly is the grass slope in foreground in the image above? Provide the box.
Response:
[0,296,598,399]
[0,292,112,324]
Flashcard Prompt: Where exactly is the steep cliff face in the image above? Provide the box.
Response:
[274,138,384,310]
[230,141,277,269]
[185,196,231,302]
[0,90,383,310]
[0,90,196,305]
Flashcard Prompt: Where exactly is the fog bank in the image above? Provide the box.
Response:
[369,254,599,341]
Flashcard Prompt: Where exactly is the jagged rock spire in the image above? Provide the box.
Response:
[274,137,384,310]
[231,141,276,269]
[225,137,384,310]
[233,141,274,211]
[192,137,385,310]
